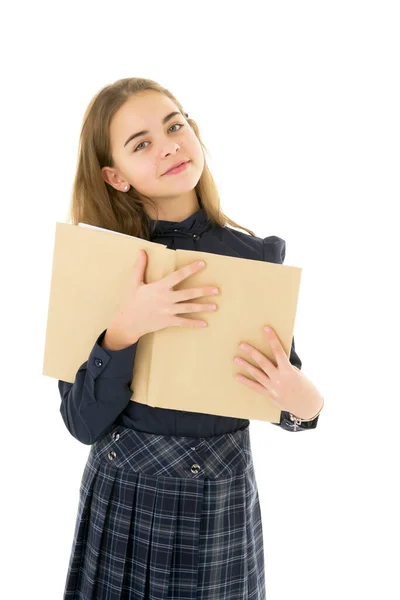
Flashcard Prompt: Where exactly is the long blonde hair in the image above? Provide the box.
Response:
[66,77,256,240]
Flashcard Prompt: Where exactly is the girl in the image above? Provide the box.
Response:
[58,77,324,599]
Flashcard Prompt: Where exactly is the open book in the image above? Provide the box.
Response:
[42,221,302,422]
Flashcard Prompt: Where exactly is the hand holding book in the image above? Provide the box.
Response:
[103,249,220,350]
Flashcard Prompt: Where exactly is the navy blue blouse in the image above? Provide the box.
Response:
[58,208,320,445]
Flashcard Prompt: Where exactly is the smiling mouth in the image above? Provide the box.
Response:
[163,161,190,175]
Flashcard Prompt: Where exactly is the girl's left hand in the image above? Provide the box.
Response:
[234,326,323,420]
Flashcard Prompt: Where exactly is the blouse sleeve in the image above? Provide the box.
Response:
[58,329,138,445]
[262,236,320,432]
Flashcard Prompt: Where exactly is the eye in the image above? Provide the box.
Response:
[133,123,185,152]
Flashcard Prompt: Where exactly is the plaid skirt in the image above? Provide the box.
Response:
[63,423,266,599]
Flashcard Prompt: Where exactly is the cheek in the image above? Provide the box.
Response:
[133,154,154,176]
[187,136,204,168]
[127,161,157,193]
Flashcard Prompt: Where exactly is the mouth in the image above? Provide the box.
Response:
[163,160,190,175]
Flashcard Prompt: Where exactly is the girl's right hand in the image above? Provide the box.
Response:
[107,249,219,345]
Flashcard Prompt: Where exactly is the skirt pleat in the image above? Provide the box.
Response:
[63,424,265,600]
[64,461,102,594]
[81,465,118,597]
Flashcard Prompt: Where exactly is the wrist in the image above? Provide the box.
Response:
[290,395,324,422]
[101,326,139,351]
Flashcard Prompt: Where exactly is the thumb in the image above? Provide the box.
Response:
[133,249,147,285]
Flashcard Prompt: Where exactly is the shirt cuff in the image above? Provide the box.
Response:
[86,329,139,381]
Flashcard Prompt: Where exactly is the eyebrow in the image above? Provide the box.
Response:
[123,111,182,148]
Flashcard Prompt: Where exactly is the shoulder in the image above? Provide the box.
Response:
[218,225,286,265]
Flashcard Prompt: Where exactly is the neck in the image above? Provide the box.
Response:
[146,193,201,223]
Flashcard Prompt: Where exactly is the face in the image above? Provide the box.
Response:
[102,90,205,217]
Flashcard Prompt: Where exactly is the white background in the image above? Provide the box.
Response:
[2,1,399,598]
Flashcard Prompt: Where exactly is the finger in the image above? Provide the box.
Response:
[238,344,278,378]
[236,359,272,389]
[173,286,218,302]
[172,302,216,315]
[264,327,289,369]
[162,261,205,290]
[174,316,208,328]
[235,374,279,403]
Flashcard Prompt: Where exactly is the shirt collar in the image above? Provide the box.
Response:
[148,207,212,237]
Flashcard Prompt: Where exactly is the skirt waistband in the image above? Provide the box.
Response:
[88,424,252,481]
